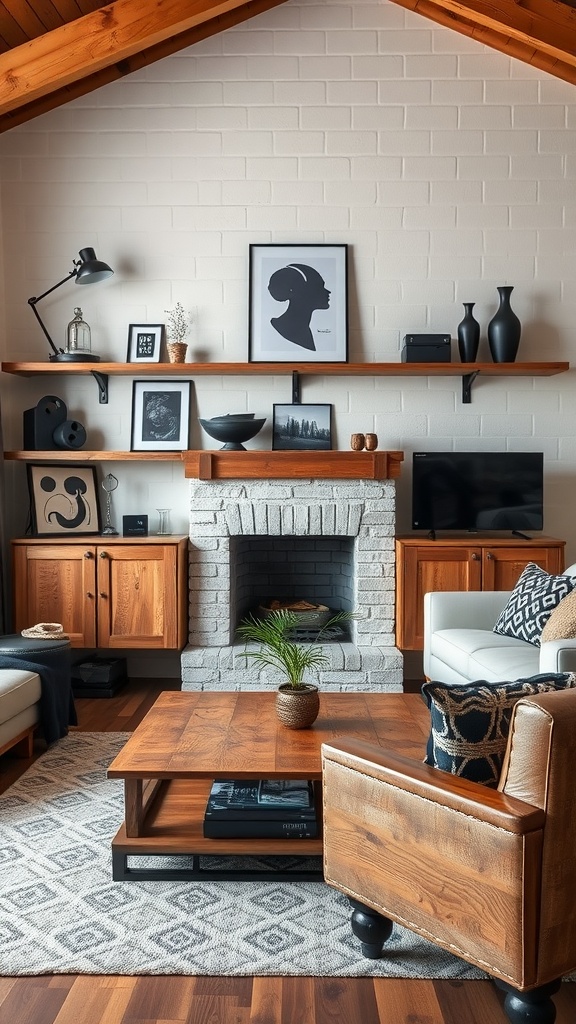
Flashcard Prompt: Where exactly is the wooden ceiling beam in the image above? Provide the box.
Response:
[392,0,576,75]
[1,0,575,132]
[0,0,288,132]
[0,0,287,119]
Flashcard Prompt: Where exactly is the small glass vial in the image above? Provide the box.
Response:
[66,307,91,356]
[156,508,172,535]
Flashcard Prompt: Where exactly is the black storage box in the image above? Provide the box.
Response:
[401,334,451,363]
[72,656,127,698]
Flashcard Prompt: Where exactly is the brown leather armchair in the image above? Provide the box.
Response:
[322,689,576,1024]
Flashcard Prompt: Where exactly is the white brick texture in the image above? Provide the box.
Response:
[182,477,403,690]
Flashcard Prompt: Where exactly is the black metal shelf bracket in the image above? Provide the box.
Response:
[91,370,109,404]
[292,370,301,404]
[462,371,479,404]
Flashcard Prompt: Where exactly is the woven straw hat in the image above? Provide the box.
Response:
[21,622,70,641]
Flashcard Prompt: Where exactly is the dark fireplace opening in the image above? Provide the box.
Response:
[230,535,355,641]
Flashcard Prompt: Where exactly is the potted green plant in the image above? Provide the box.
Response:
[236,608,353,728]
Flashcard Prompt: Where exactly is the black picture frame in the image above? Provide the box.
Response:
[249,243,348,363]
[126,324,164,362]
[131,380,191,451]
[272,403,332,451]
[27,464,102,537]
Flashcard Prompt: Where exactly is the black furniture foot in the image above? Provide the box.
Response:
[496,978,561,1024]
[349,898,394,959]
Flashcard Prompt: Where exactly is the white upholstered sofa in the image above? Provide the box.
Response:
[0,668,42,758]
[423,563,576,685]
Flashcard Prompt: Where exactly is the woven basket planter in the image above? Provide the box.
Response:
[258,604,332,632]
[166,341,188,363]
[275,683,320,729]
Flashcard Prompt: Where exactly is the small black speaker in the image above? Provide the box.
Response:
[401,334,452,363]
[52,420,87,450]
[23,395,67,449]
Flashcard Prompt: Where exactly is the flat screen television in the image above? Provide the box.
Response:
[412,452,544,533]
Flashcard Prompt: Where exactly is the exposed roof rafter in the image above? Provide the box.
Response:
[0,0,574,132]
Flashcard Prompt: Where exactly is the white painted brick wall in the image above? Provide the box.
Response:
[1,0,576,659]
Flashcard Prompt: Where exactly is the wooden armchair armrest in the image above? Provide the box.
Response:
[322,737,547,982]
[321,738,545,834]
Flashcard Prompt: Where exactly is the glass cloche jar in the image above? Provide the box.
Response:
[65,307,99,361]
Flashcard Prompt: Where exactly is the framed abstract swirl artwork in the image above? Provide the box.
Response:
[27,464,102,537]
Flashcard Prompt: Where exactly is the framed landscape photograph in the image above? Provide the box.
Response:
[272,403,332,451]
[131,380,191,451]
[249,243,348,363]
[127,324,164,362]
[27,464,101,536]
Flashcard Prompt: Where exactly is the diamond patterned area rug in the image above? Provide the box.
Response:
[0,732,489,978]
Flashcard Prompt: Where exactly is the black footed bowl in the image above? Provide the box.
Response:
[199,414,266,451]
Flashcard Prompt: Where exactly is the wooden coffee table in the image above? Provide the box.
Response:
[108,689,429,881]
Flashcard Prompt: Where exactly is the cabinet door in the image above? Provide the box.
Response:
[482,545,565,591]
[396,543,483,650]
[12,543,97,647]
[97,544,181,648]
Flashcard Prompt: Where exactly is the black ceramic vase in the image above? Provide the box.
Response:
[488,286,521,363]
[457,303,480,362]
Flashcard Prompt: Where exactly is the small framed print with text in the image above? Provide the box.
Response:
[127,324,164,362]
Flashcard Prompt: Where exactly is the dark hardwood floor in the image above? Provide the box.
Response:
[1,678,575,1024]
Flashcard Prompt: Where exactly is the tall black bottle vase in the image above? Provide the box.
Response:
[457,303,480,362]
[487,285,521,363]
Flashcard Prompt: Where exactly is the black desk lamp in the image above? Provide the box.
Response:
[28,247,114,362]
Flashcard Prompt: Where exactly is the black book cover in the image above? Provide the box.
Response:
[203,817,318,839]
[205,779,316,821]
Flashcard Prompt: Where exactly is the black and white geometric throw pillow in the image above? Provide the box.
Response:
[493,562,576,647]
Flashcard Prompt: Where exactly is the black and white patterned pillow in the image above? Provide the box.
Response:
[422,672,576,786]
[492,562,576,647]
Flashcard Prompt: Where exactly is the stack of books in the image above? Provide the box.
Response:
[203,778,318,838]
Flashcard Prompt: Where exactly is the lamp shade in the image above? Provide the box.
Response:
[75,247,114,284]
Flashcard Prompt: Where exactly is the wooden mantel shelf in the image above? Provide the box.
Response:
[182,450,404,480]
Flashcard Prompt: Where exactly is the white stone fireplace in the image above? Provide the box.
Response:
[181,452,403,692]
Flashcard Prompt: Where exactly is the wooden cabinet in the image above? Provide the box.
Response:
[12,536,188,650]
[395,534,566,651]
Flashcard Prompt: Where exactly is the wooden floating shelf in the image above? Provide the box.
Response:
[3,451,183,462]
[1,360,570,377]
[182,450,404,481]
[2,359,569,405]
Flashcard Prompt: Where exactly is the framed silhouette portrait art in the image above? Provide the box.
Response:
[249,244,348,363]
